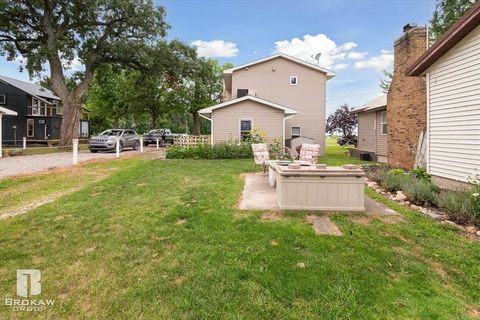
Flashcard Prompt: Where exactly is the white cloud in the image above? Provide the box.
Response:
[354,51,394,71]
[191,40,239,58]
[273,34,368,70]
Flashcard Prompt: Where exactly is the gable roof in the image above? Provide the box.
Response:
[223,53,336,79]
[351,94,387,114]
[0,75,60,102]
[0,106,17,116]
[408,1,480,76]
[198,95,298,115]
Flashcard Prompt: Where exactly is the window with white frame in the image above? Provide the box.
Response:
[0,94,6,104]
[55,101,63,115]
[291,126,301,138]
[27,119,34,137]
[31,98,39,115]
[240,119,252,141]
[380,111,387,135]
[289,76,298,86]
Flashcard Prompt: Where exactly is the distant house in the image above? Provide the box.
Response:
[198,53,335,154]
[408,1,480,186]
[0,75,89,146]
[350,95,388,163]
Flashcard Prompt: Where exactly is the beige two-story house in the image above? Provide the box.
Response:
[198,53,335,155]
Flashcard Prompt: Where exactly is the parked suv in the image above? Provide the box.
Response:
[143,128,176,146]
[89,129,140,153]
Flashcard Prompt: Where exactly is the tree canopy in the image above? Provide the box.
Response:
[326,104,357,138]
[430,0,477,42]
[0,0,168,144]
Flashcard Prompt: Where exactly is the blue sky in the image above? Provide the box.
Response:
[0,0,436,115]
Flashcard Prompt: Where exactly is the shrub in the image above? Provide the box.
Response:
[166,142,253,160]
[411,167,431,181]
[388,168,406,175]
[362,164,392,183]
[401,178,439,204]
[383,173,412,193]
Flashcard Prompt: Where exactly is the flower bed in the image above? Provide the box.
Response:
[363,164,480,236]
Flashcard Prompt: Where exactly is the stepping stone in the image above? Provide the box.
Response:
[305,215,342,236]
[364,196,398,215]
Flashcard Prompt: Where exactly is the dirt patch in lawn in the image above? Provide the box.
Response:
[261,211,283,221]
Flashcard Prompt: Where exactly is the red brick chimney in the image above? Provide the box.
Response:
[387,24,427,169]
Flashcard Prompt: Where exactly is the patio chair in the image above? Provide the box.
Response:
[251,143,270,173]
[299,143,321,165]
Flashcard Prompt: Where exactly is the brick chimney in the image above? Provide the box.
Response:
[387,24,427,169]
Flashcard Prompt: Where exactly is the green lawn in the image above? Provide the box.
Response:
[0,144,479,319]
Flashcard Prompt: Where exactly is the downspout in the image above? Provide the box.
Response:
[198,113,213,145]
[283,114,296,149]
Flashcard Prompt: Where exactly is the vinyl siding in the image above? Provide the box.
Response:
[427,24,480,182]
[211,100,284,143]
[230,56,326,154]
[375,110,388,156]
[357,112,376,152]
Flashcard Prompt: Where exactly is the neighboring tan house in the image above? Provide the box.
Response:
[198,53,335,155]
[350,95,388,163]
[0,75,90,146]
[407,1,480,187]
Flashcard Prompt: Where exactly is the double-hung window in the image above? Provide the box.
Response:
[240,119,252,141]
[380,111,387,135]
[0,94,6,104]
[291,126,301,138]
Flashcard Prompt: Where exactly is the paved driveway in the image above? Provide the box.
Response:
[0,148,161,179]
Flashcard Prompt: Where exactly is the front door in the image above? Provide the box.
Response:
[44,124,51,140]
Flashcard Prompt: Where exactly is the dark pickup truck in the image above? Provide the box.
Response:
[143,129,175,146]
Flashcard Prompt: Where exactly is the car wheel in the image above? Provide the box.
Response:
[119,142,123,152]
[133,141,140,150]
[90,149,97,153]
[144,142,149,146]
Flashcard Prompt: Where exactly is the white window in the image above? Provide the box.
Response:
[31,98,39,115]
[0,94,6,104]
[240,119,253,141]
[27,119,34,137]
[291,126,301,138]
[55,102,63,115]
[380,111,387,135]
[290,76,298,86]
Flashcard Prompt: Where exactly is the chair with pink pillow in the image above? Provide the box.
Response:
[251,143,270,173]
[299,143,321,164]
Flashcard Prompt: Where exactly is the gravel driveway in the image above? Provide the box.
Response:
[0,148,160,179]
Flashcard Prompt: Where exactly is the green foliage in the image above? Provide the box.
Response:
[435,190,479,226]
[411,167,431,181]
[430,0,477,42]
[362,164,392,183]
[402,178,440,204]
[166,142,253,160]
[379,69,393,94]
[383,173,412,193]
[388,168,406,175]
[244,128,268,144]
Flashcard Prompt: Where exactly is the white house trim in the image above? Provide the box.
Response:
[0,106,18,158]
[223,53,336,79]
[198,95,298,116]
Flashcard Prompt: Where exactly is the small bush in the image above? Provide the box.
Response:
[383,173,412,193]
[402,178,439,204]
[411,167,431,181]
[435,187,480,227]
[166,142,253,159]
[388,168,405,175]
[362,164,392,183]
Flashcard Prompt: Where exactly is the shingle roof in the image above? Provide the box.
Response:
[0,75,60,101]
[350,94,387,114]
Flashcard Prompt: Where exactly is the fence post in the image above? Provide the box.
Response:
[116,137,120,158]
[23,137,27,149]
[156,138,159,149]
[72,139,78,165]
[140,136,144,153]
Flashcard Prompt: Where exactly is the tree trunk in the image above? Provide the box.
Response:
[192,112,200,135]
[59,98,81,146]
[151,110,159,129]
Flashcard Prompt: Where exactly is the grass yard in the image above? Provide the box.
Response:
[0,144,479,319]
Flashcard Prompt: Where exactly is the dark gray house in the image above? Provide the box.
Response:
[0,75,89,146]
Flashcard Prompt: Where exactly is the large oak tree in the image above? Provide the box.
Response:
[0,0,167,145]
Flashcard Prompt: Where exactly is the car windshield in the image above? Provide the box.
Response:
[100,130,123,136]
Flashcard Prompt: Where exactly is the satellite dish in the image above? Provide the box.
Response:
[311,52,322,64]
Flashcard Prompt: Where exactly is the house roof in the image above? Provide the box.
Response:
[408,1,480,76]
[0,75,60,101]
[0,106,17,116]
[198,95,298,116]
[223,53,336,79]
[350,94,387,114]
